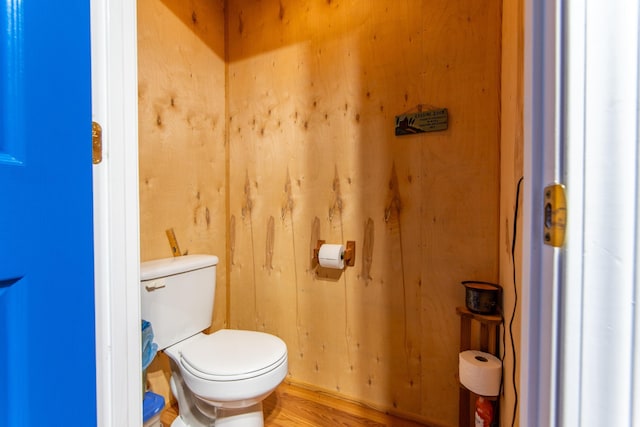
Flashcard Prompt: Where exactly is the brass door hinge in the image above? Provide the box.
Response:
[543,184,567,247]
[92,121,102,164]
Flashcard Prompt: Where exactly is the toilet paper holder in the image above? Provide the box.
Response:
[313,240,356,267]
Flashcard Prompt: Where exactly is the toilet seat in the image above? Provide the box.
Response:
[179,329,287,382]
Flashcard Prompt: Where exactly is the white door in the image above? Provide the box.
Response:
[522,1,640,425]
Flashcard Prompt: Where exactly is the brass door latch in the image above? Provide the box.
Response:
[92,121,102,164]
[543,184,567,247]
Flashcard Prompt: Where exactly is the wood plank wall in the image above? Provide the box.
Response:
[500,0,524,425]
[226,2,501,426]
[138,1,508,425]
[137,0,227,332]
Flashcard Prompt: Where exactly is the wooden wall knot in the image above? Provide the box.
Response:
[329,166,343,222]
[384,198,402,223]
[265,216,275,271]
[242,171,253,218]
[281,170,294,220]
[384,164,402,223]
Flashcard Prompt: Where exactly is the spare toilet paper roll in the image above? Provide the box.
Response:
[459,350,502,396]
[318,244,345,269]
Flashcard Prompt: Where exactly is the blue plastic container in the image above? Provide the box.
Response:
[143,391,165,427]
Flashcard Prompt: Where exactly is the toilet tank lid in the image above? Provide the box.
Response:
[140,254,219,281]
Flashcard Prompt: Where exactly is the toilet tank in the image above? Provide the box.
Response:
[140,254,218,350]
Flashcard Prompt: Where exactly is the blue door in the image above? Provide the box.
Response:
[1,1,96,426]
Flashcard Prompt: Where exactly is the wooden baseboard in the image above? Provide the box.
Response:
[282,377,440,427]
[159,377,442,427]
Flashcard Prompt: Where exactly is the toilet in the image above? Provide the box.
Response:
[140,254,288,427]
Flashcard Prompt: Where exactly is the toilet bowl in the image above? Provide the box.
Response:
[165,330,287,426]
[140,255,288,427]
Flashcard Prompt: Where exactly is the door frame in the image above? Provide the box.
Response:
[91,0,564,424]
[91,0,142,425]
[521,0,640,425]
[520,0,559,425]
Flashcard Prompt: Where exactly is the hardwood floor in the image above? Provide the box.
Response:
[160,381,430,426]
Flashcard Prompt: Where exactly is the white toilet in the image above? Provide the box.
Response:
[140,254,288,427]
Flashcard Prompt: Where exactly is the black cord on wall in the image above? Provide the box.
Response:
[509,176,524,427]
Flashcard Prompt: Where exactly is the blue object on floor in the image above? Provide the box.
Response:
[143,391,165,422]
[142,320,158,370]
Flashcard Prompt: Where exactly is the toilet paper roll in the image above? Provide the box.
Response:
[318,244,345,269]
[459,350,502,396]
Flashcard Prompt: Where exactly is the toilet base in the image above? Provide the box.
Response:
[171,417,188,427]
[171,402,264,427]
[216,403,264,426]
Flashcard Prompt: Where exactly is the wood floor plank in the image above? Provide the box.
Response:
[159,382,430,426]
[264,388,385,426]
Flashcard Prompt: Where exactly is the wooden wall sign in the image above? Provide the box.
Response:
[395,108,448,135]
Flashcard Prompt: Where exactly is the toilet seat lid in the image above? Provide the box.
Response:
[180,329,287,381]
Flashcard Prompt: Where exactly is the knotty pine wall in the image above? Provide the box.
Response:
[499,0,524,424]
[137,0,227,330]
[227,1,501,426]
[138,1,506,426]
